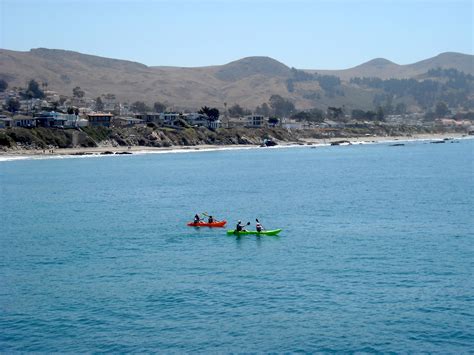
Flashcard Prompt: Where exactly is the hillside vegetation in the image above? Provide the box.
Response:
[0,48,472,112]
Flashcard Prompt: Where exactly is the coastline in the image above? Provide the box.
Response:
[0,132,470,162]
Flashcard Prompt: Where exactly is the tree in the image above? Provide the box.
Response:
[292,109,324,122]
[435,101,450,118]
[153,101,166,112]
[269,95,295,117]
[376,106,385,121]
[268,117,279,126]
[131,101,150,113]
[73,86,85,99]
[228,104,246,117]
[95,97,104,111]
[24,79,44,99]
[351,109,366,120]
[5,98,21,113]
[198,106,220,121]
[327,106,344,120]
[104,93,116,101]
[317,75,341,96]
[394,103,407,115]
[351,109,377,121]
[255,103,271,116]
[0,79,8,92]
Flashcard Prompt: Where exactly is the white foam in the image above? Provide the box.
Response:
[1,136,472,163]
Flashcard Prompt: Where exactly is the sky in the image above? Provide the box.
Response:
[0,0,472,69]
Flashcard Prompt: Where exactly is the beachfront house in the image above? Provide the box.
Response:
[12,115,36,128]
[87,113,113,127]
[185,113,207,127]
[245,115,266,128]
[113,116,145,127]
[207,119,221,129]
[34,111,69,128]
[185,113,222,129]
[281,118,305,130]
[160,112,182,126]
[135,112,162,124]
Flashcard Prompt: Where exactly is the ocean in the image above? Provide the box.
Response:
[1,138,473,352]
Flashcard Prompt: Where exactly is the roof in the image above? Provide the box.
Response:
[115,117,143,122]
[12,115,34,120]
[87,113,113,117]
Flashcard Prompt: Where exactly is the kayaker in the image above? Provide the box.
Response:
[236,220,246,232]
[208,215,214,223]
[194,214,201,224]
[256,221,263,232]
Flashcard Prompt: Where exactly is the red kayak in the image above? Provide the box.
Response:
[187,220,227,227]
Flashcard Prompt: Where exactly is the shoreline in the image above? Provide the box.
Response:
[0,133,470,162]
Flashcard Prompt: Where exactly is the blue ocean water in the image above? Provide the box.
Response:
[1,139,473,352]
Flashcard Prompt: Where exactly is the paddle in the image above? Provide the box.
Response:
[256,218,265,231]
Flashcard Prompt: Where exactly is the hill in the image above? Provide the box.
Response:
[0,48,472,112]
[312,52,474,80]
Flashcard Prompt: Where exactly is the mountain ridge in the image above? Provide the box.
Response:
[0,48,472,111]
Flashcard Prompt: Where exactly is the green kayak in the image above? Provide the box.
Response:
[226,229,282,236]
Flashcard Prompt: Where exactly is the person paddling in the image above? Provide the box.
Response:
[256,218,265,233]
[235,220,247,232]
[194,214,201,224]
[208,215,214,223]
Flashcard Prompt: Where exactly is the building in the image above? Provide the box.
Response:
[185,113,208,127]
[87,113,113,127]
[135,112,162,124]
[113,117,145,127]
[281,118,305,129]
[34,111,69,128]
[206,119,221,129]
[160,112,183,126]
[246,115,266,128]
[12,115,35,128]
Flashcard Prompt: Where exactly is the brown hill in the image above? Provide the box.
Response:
[311,52,474,80]
[0,48,472,111]
[213,56,291,81]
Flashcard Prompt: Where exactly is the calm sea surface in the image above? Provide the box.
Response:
[1,139,473,352]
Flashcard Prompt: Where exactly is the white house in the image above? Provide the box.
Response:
[246,115,266,128]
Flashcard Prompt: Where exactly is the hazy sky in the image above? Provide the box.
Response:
[0,0,472,69]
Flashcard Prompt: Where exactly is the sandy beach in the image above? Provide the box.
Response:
[0,132,470,160]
